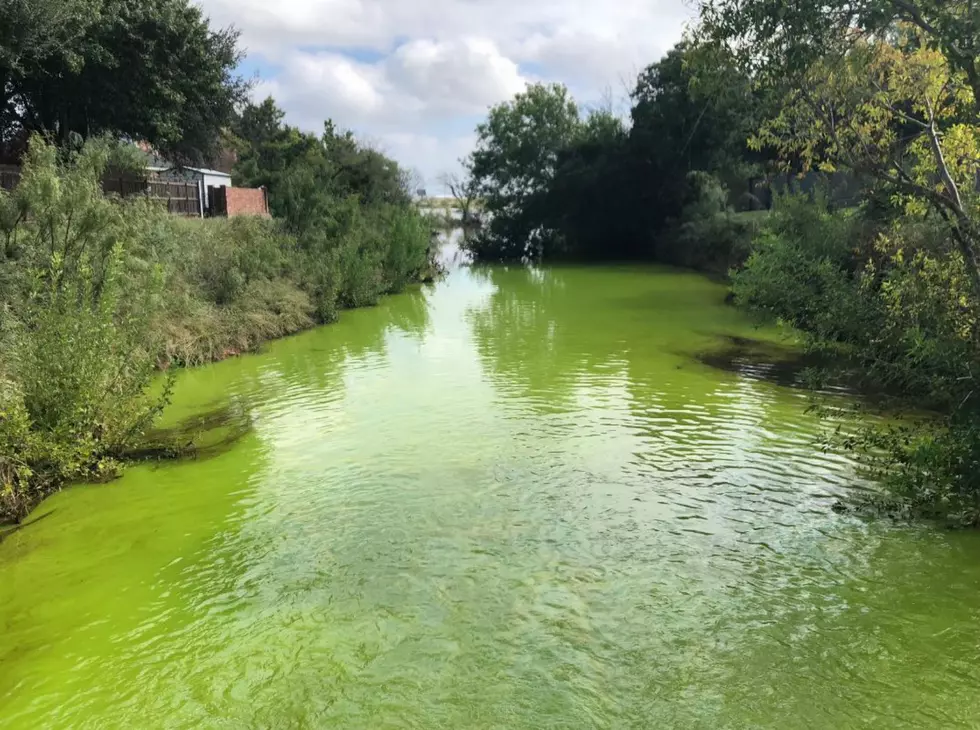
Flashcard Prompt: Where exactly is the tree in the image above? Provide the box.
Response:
[232,99,323,198]
[322,122,413,208]
[698,0,980,116]
[0,0,99,77]
[544,110,635,257]
[1,0,247,165]
[0,0,99,157]
[752,28,980,294]
[232,100,415,231]
[461,47,769,262]
[234,97,287,151]
[630,42,756,177]
[624,40,770,249]
[439,171,479,223]
[467,83,581,259]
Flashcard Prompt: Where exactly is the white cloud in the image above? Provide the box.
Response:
[372,132,477,191]
[253,52,385,130]
[196,0,694,186]
[253,39,525,129]
[388,38,526,115]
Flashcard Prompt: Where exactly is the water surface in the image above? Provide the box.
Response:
[2,245,979,728]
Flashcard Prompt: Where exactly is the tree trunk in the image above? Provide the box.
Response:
[950,219,980,301]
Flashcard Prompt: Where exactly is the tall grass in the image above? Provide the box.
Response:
[0,137,434,522]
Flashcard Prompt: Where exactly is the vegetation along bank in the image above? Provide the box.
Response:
[457,1,980,526]
[0,0,433,522]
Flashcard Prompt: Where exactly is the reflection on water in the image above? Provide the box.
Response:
[1,238,980,729]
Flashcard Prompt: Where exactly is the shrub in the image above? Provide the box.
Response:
[736,193,980,524]
[659,172,761,274]
[850,415,980,527]
[0,138,169,521]
[381,204,432,292]
[0,135,434,522]
[732,194,871,342]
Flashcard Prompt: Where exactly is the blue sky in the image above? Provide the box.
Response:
[197,0,694,190]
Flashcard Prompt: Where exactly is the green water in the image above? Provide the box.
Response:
[2,247,980,728]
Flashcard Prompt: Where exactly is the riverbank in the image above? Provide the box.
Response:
[456,24,980,525]
[0,137,434,523]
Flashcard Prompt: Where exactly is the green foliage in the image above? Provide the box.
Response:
[746,29,980,295]
[467,83,583,259]
[733,194,867,338]
[630,41,768,181]
[735,193,980,523]
[693,0,980,524]
[696,0,980,116]
[0,137,169,521]
[0,133,433,522]
[738,196,980,405]
[229,101,431,318]
[176,216,289,305]
[542,110,638,259]
[660,173,761,273]
[233,99,413,218]
[379,203,432,293]
[1,0,246,164]
[463,42,768,263]
[853,415,980,527]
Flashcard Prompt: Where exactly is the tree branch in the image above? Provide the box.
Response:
[923,95,964,212]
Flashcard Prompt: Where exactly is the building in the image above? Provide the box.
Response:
[148,162,232,212]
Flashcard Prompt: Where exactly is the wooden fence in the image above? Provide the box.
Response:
[2,167,202,216]
[104,177,202,216]
[0,164,19,192]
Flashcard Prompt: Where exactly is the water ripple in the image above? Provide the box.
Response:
[2,257,980,728]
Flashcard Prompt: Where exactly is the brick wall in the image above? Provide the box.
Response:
[224,187,269,217]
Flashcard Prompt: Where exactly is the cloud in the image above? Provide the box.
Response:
[196,0,694,186]
[252,38,525,129]
[388,38,526,115]
[251,52,386,131]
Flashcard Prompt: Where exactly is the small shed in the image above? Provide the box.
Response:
[149,164,232,211]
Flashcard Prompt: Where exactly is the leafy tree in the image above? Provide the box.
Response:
[233,101,413,221]
[631,42,761,178]
[543,110,635,257]
[463,44,768,262]
[232,100,324,202]
[628,41,772,238]
[234,97,287,151]
[322,121,413,208]
[0,0,98,157]
[0,0,100,82]
[1,0,246,164]
[753,28,980,294]
[467,83,582,259]
[697,0,980,116]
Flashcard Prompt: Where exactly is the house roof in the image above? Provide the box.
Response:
[140,143,235,176]
[149,164,232,178]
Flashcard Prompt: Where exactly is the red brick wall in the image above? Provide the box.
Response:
[225,187,269,217]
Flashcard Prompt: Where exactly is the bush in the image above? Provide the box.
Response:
[381,204,432,292]
[0,138,169,521]
[851,415,980,527]
[732,193,875,343]
[0,135,434,522]
[735,193,980,524]
[659,172,760,273]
